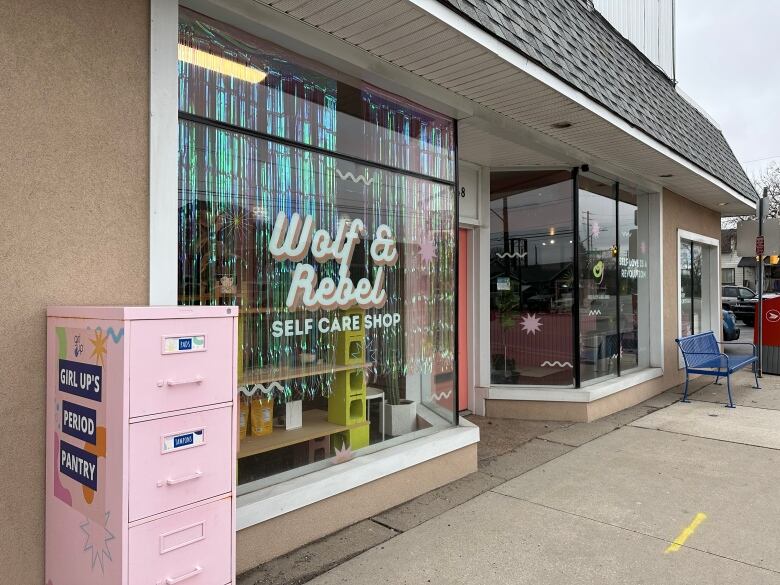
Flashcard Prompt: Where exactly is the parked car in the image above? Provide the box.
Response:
[722,309,740,341]
[722,285,780,326]
[722,285,757,325]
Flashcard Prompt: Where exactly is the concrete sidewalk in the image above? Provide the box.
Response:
[240,373,780,584]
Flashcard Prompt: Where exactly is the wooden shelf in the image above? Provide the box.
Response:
[239,362,372,385]
[238,409,368,459]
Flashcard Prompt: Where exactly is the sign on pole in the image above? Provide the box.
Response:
[757,235,765,256]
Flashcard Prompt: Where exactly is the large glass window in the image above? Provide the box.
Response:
[680,239,711,337]
[618,186,650,371]
[490,170,651,387]
[578,176,619,383]
[178,9,456,490]
[489,171,574,385]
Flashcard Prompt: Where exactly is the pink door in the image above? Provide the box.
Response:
[458,228,469,412]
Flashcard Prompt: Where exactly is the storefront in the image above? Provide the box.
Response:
[3,1,759,582]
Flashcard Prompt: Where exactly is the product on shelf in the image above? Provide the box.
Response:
[239,394,249,439]
[250,394,274,436]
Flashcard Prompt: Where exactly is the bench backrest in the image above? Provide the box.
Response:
[675,331,719,368]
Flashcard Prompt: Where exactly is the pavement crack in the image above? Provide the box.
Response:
[369,518,402,534]
[489,491,780,576]
[629,425,780,452]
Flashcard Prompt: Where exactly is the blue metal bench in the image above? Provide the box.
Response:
[675,331,760,408]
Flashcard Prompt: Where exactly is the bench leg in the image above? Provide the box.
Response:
[714,372,721,385]
[725,374,735,408]
[682,371,691,403]
[753,362,761,389]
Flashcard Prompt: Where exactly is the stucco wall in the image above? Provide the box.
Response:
[0,2,150,582]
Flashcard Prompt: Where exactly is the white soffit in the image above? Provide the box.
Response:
[205,0,753,213]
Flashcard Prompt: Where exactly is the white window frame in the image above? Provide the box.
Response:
[148,0,478,529]
[677,229,721,367]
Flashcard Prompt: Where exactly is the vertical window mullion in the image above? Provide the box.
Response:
[572,167,581,388]
[615,181,620,377]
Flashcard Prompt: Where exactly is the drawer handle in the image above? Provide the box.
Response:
[164,565,202,584]
[157,375,204,388]
[159,470,202,487]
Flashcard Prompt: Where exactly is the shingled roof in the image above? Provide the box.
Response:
[437,0,757,201]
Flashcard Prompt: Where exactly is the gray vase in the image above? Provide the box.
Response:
[384,400,416,436]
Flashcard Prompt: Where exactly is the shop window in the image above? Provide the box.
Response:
[178,9,457,490]
[489,171,574,386]
[680,238,715,337]
[489,170,651,387]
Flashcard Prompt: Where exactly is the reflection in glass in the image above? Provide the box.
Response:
[618,187,650,371]
[578,176,618,383]
[177,7,458,490]
[680,239,707,337]
[178,8,455,181]
[179,120,456,485]
[489,171,574,386]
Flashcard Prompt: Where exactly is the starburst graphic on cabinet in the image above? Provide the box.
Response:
[519,313,542,335]
[89,329,108,366]
[418,233,437,264]
[80,512,114,573]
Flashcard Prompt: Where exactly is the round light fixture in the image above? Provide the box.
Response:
[659,174,674,178]
[551,121,573,129]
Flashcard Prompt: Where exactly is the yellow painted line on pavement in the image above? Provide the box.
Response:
[665,513,708,553]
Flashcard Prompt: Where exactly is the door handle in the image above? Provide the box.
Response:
[157,375,204,388]
[158,471,202,487]
[163,565,203,584]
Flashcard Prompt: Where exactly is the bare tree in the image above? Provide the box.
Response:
[721,163,780,228]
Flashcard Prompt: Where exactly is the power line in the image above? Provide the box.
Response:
[741,155,780,164]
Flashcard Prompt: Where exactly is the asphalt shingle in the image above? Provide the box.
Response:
[436,0,756,200]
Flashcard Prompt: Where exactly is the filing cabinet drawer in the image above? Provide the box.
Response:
[129,407,232,521]
[129,497,232,585]
[130,318,234,417]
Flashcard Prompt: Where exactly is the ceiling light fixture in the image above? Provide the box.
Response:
[551,121,573,129]
[178,44,267,84]
[718,202,729,207]
[659,173,674,178]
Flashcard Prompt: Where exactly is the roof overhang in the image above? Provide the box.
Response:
[183,0,756,214]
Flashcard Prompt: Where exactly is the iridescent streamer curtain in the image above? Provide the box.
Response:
[177,9,456,414]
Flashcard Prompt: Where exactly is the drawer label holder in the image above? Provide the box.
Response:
[162,429,205,454]
[162,334,206,355]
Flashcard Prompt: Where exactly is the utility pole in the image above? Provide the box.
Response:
[758,187,768,377]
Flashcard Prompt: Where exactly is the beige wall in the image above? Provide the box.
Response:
[0,2,150,582]
[237,444,478,574]
[486,188,722,422]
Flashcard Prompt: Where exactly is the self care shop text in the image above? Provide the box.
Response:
[270,211,401,337]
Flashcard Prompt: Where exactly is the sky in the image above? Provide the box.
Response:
[675,0,780,181]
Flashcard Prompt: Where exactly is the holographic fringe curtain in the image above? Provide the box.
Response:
[178,8,455,408]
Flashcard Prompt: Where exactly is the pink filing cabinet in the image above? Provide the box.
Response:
[45,306,238,585]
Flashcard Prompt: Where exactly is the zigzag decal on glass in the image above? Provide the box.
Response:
[335,169,375,186]
[495,251,528,259]
[540,361,573,368]
[238,382,284,397]
[431,390,452,401]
